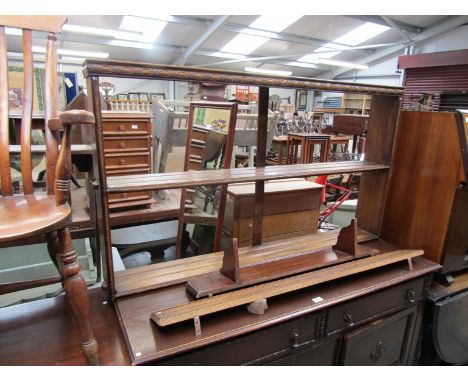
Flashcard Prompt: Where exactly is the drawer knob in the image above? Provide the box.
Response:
[119,125,125,131]
[343,310,354,326]
[405,289,416,303]
[290,329,300,348]
[370,341,386,362]
[119,142,126,148]
[120,159,126,165]
[122,193,128,198]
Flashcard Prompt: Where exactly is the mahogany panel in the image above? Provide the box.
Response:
[381,111,465,264]
[356,95,401,235]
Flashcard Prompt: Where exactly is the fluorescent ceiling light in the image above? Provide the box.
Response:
[109,39,153,50]
[297,22,389,69]
[286,61,319,69]
[5,27,22,36]
[220,14,300,56]
[249,15,302,33]
[32,46,109,58]
[119,16,168,43]
[245,66,292,76]
[62,24,143,41]
[221,33,269,55]
[334,22,390,46]
[316,58,369,70]
[210,52,247,60]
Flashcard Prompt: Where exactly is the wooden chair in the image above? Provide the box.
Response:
[0,17,99,365]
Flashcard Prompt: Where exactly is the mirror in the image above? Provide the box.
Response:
[176,102,238,258]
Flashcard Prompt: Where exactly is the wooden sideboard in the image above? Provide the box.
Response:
[0,256,438,366]
[100,111,154,210]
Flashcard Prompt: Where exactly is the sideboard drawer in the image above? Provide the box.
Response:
[102,120,150,135]
[103,136,151,152]
[341,306,418,365]
[326,278,424,335]
[159,313,319,365]
[105,151,151,171]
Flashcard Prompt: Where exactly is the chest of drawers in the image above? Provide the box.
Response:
[101,112,154,210]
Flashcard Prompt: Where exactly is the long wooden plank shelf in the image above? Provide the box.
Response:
[106,160,389,193]
[114,228,377,297]
[151,249,423,327]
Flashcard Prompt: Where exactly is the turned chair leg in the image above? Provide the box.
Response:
[55,227,99,365]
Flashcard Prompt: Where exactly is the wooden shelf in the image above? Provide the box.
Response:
[114,228,377,297]
[106,160,389,193]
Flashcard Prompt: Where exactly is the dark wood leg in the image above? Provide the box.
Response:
[45,231,60,270]
[56,227,99,365]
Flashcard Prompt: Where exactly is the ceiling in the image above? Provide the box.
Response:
[4,15,463,79]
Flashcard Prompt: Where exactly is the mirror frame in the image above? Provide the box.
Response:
[176,101,238,258]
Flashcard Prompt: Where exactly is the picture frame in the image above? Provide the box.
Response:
[139,92,149,102]
[128,92,140,102]
[150,92,166,102]
[296,89,308,110]
[117,93,128,101]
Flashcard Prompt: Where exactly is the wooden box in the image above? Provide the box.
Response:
[223,178,323,247]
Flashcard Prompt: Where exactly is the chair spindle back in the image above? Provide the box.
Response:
[0,17,66,197]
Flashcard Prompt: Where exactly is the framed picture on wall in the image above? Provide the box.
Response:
[139,92,149,102]
[117,93,128,101]
[296,89,308,110]
[128,92,140,101]
[150,92,166,102]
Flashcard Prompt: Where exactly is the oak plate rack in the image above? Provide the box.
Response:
[83,60,416,341]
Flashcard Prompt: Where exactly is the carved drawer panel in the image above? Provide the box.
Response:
[103,136,151,152]
[102,120,151,135]
[158,313,319,366]
[326,278,424,335]
[340,306,418,365]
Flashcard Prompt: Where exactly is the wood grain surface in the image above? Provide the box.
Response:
[152,249,424,326]
[106,161,389,193]
[381,111,465,264]
[114,228,377,297]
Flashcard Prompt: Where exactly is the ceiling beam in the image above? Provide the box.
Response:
[159,15,374,55]
[194,42,403,69]
[172,15,229,65]
[380,15,414,43]
[346,16,423,34]
[321,15,468,79]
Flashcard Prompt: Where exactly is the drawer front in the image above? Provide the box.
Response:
[106,167,150,176]
[341,306,418,365]
[108,190,152,203]
[266,338,339,366]
[104,152,151,171]
[159,313,319,366]
[235,210,319,242]
[326,278,424,335]
[102,120,150,135]
[234,189,322,219]
[103,136,151,152]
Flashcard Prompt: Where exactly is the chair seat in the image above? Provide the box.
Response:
[0,194,71,243]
